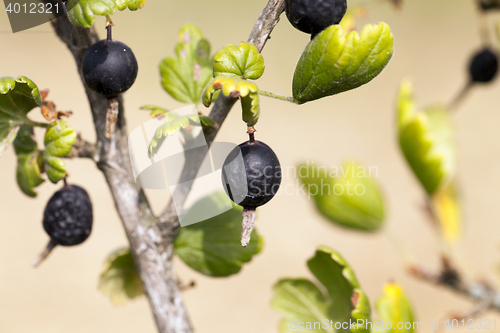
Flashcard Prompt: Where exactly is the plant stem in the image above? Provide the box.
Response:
[408,263,500,312]
[26,120,49,128]
[45,0,286,332]
[258,89,300,104]
[449,81,474,112]
[106,14,113,41]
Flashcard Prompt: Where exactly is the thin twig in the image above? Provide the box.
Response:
[68,134,99,161]
[408,263,500,312]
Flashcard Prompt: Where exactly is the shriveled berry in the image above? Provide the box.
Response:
[43,184,93,246]
[82,40,138,97]
[222,138,281,247]
[285,0,347,38]
[469,48,498,83]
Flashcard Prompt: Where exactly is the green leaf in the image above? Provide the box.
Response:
[307,247,358,325]
[14,126,44,197]
[293,23,394,103]
[202,79,217,107]
[160,24,213,104]
[115,0,145,10]
[299,161,385,231]
[202,76,260,126]
[241,92,260,127]
[272,246,371,333]
[67,0,118,28]
[16,152,45,197]
[13,125,37,155]
[397,81,456,195]
[98,248,144,306]
[213,42,265,80]
[272,278,332,333]
[0,76,42,157]
[375,283,416,333]
[140,105,177,119]
[308,247,371,333]
[148,114,214,157]
[44,121,76,183]
[174,192,263,277]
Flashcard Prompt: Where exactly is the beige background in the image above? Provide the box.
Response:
[1,0,500,332]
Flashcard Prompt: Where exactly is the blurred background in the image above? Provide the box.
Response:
[1,0,500,332]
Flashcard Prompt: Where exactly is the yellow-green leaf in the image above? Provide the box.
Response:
[272,278,331,333]
[160,24,213,104]
[67,0,118,28]
[272,246,371,333]
[432,181,462,243]
[148,114,214,157]
[115,0,145,10]
[299,161,385,231]
[0,76,42,157]
[202,76,260,126]
[98,248,144,306]
[140,105,177,119]
[375,283,416,333]
[293,23,394,103]
[213,42,265,80]
[44,121,76,183]
[397,81,456,195]
[14,126,44,197]
[241,91,260,127]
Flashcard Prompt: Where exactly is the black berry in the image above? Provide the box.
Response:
[33,184,93,267]
[469,48,498,83]
[82,39,138,97]
[222,140,281,208]
[222,136,281,247]
[285,0,347,38]
[478,0,500,11]
[43,184,93,246]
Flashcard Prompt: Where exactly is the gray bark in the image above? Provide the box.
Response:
[46,0,285,332]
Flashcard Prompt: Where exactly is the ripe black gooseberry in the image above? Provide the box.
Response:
[82,25,138,138]
[285,0,347,39]
[82,38,138,97]
[222,133,281,247]
[469,48,498,83]
[33,183,93,267]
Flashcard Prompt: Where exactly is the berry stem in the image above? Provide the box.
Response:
[247,126,256,142]
[258,90,300,104]
[105,97,119,138]
[241,208,256,247]
[449,81,474,112]
[32,238,58,268]
[105,14,113,41]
